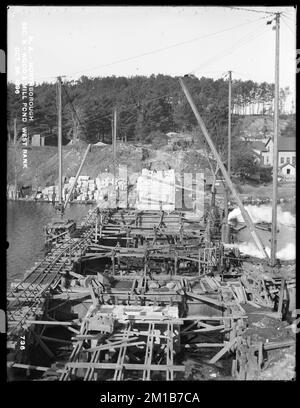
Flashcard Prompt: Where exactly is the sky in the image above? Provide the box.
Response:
[7,6,296,108]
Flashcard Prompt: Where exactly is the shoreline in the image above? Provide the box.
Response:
[8,196,295,206]
[7,197,96,205]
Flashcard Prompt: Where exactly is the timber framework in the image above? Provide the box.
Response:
[7,207,293,381]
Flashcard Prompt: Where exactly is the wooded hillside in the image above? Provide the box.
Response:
[8,74,292,148]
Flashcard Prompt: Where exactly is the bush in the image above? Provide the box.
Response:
[259,166,272,183]
[144,131,168,148]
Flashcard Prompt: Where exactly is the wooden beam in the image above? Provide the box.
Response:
[65,362,185,372]
[184,343,224,348]
[208,337,237,364]
[186,292,224,307]
[183,324,225,334]
[87,341,145,353]
[277,278,285,318]
[7,363,62,372]
[26,320,78,326]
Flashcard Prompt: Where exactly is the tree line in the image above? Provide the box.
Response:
[7,74,290,148]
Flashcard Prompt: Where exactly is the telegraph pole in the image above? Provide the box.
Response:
[57,76,63,206]
[271,13,280,267]
[224,70,232,243]
[14,118,17,199]
[228,70,232,179]
[113,107,117,205]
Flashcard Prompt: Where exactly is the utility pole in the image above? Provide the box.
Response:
[271,13,280,267]
[224,70,232,243]
[228,70,232,180]
[14,118,17,199]
[57,76,63,206]
[113,107,117,206]
[179,78,269,259]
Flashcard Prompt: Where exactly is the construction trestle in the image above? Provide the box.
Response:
[7,207,291,381]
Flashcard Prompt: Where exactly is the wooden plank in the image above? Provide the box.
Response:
[7,363,62,372]
[208,337,237,364]
[183,324,225,334]
[26,320,78,326]
[277,278,285,318]
[143,322,155,381]
[258,342,263,368]
[181,315,247,320]
[186,292,224,307]
[261,339,294,351]
[88,284,98,306]
[114,324,131,381]
[184,343,224,348]
[65,362,185,371]
[247,300,261,309]
[87,341,145,353]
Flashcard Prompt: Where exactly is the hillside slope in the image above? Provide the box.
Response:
[7,141,211,190]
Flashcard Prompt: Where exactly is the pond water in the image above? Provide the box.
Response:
[7,201,94,282]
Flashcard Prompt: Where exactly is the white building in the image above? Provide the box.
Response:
[261,136,296,167]
[279,162,296,180]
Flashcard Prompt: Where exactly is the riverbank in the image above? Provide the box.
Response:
[237,180,295,201]
[7,197,97,205]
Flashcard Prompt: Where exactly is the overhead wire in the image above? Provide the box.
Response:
[56,19,272,136]
[189,22,269,75]
[33,15,269,82]
[227,6,276,15]
[30,13,278,141]
[192,21,269,73]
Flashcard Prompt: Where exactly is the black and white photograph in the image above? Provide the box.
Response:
[6,5,296,384]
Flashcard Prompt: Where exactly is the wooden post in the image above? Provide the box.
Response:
[14,118,18,199]
[57,76,63,205]
[224,70,232,243]
[277,278,285,319]
[113,107,117,207]
[95,215,98,244]
[271,13,280,267]
[112,252,115,276]
[228,70,232,180]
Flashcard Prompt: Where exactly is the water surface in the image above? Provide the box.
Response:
[7,201,93,282]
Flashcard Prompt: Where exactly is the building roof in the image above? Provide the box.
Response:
[280,162,296,169]
[262,136,296,152]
